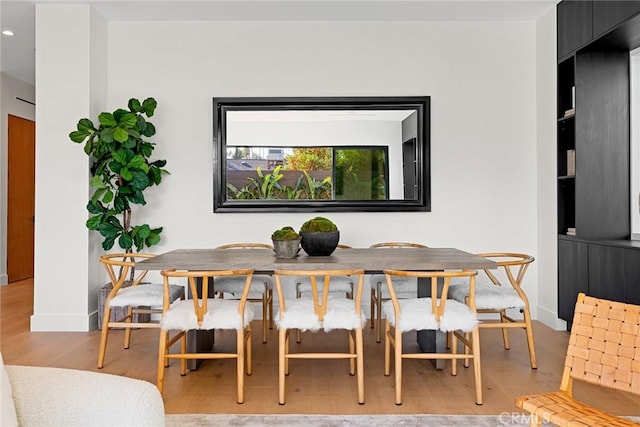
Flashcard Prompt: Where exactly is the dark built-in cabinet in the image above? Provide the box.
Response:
[556,0,640,328]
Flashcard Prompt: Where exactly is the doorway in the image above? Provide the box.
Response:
[7,114,36,283]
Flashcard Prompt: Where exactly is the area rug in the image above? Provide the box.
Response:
[165,414,535,426]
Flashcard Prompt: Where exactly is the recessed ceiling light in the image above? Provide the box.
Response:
[2,30,15,36]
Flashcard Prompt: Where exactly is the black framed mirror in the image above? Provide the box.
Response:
[213,96,430,213]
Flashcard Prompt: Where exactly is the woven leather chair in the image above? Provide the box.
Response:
[449,253,537,369]
[273,268,366,405]
[383,269,482,405]
[369,242,428,343]
[515,293,640,426]
[215,243,274,343]
[156,268,254,403]
[97,253,185,369]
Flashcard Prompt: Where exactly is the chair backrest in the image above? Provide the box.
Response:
[560,293,640,396]
[478,253,534,303]
[337,244,352,249]
[274,269,365,321]
[370,242,427,249]
[99,253,155,297]
[160,269,254,326]
[217,243,273,250]
[383,269,478,322]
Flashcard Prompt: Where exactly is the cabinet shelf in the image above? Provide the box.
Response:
[558,175,576,180]
[558,113,575,122]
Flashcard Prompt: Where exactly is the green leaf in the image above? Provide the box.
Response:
[90,187,106,203]
[128,98,142,112]
[109,160,122,174]
[142,122,156,138]
[86,201,105,215]
[89,175,106,189]
[113,195,126,213]
[123,137,137,149]
[118,233,133,250]
[78,118,95,132]
[102,189,114,204]
[69,130,89,143]
[129,190,146,205]
[130,169,150,190]
[141,142,154,157]
[113,127,129,142]
[142,98,157,117]
[135,224,151,239]
[111,149,128,165]
[136,116,147,133]
[86,215,102,230]
[98,112,117,127]
[98,217,123,237]
[127,128,140,139]
[119,113,137,129]
[100,128,114,143]
[83,139,94,155]
[102,236,117,251]
[146,228,162,247]
[128,154,145,169]
[120,167,133,181]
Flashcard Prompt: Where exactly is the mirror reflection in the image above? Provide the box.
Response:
[213,97,430,212]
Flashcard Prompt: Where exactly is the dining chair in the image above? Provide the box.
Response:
[273,268,366,405]
[383,269,482,405]
[215,243,274,343]
[294,244,354,343]
[97,253,185,369]
[448,253,537,369]
[515,293,640,426]
[369,242,428,343]
[156,268,254,403]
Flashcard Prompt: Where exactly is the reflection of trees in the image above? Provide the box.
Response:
[227,167,332,200]
[284,147,332,171]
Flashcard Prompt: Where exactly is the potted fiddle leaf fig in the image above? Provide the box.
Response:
[271,226,301,258]
[299,217,340,256]
[69,97,169,252]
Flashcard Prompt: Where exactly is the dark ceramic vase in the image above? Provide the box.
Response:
[300,230,340,256]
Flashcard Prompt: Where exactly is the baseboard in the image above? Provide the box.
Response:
[536,305,567,331]
[0,274,8,286]
[30,313,94,332]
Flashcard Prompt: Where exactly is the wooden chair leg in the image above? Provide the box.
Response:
[268,288,274,329]
[451,332,457,376]
[97,306,112,369]
[376,295,383,343]
[124,307,133,349]
[246,324,253,375]
[262,294,268,343]
[500,309,510,350]
[349,330,356,375]
[394,327,403,405]
[523,308,538,369]
[384,320,391,376]
[356,328,365,404]
[156,329,168,395]
[464,332,470,368]
[471,327,483,405]
[278,328,287,405]
[180,331,187,376]
[236,327,245,404]
[370,291,376,329]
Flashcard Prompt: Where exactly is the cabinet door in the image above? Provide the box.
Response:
[558,239,589,323]
[623,249,640,304]
[558,0,593,59]
[588,244,626,302]
[575,51,630,240]
[593,1,640,39]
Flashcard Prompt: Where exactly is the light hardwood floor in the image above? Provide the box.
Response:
[2,278,639,416]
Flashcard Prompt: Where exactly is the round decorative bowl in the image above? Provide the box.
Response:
[272,238,301,259]
[300,230,340,256]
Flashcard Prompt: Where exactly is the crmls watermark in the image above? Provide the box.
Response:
[498,412,551,425]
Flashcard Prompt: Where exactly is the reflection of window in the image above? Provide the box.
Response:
[225,146,388,201]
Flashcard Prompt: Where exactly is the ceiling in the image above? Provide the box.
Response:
[0,0,558,87]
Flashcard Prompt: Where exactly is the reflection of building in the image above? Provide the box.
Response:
[266,148,284,169]
[226,159,270,171]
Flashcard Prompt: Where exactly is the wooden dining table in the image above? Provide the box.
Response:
[138,247,496,369]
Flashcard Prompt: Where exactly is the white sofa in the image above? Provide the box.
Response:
[1,354,165,427]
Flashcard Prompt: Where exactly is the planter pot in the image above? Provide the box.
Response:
[300,230,340,256]
[272,238,301,259]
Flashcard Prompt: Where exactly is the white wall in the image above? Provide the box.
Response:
[0,73,35,286]
[32,10,558,330]
[535,8,563,330]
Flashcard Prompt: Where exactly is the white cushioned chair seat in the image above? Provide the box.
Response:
[214,275,273,295]
[296,275,353,294]
[382,298,478,332]
[110,283,184,307]
[161,299,255,330]
[449,283,525,310]
[276,297,366,332]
